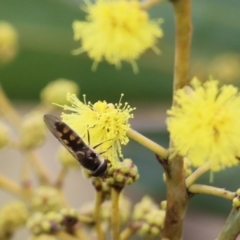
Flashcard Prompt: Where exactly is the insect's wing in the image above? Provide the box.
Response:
[44,114,62,139]
[43,114,84,160]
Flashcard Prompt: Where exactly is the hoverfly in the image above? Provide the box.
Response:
[43,114,108,177]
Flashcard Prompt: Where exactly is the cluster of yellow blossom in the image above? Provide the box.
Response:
[59,93,135,167]
[167,77,240,171]
[72,0,163,72]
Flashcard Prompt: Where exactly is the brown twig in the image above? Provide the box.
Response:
[161,0,192,239]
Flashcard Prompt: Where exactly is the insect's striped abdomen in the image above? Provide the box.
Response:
[54,121,85,152]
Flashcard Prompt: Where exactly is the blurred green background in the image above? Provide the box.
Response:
[1,0,240,230]
[1,0,239,102]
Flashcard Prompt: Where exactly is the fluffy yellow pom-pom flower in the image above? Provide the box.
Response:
[167,77,240,171]
[72,0,163,72]
[58,93,135,167]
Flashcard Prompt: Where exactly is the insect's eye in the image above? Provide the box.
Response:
[90,152,96,158]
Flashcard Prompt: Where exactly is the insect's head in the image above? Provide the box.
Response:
[91,159,109,177]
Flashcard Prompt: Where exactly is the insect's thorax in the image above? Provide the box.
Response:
[76,148,102,171]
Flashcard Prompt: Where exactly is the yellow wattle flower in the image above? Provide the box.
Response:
[167,77,240,171]
[72,0,163,72]
[59,93,135,167]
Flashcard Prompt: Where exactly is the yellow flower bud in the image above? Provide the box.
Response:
[20,111,46,149]
[132,196,158,221]
[209,53,240,83]
[106,158,139,188]
[27,211,62,235]
[160,200,167,210]
[0,21,18,64]
[40,79,79,107]
[31,186,63,213]
[0,201,28,231]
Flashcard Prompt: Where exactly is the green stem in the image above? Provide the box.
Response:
[74,228,90,240]
[0,85,51,185]
[111,187,122,240]
[216,208,240,240]
[94,190,105,240]
[185,162,210,187]
[0,85,21,130]
[0,174,26,199]
[55,167,68,188]
[120,222,140,240]
[20,158,33,199]
[127,128,168,159]
[188,184,235,200]
[25,151,51,185]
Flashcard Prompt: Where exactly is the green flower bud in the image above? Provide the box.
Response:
[116,174,124,183]
[0,21,18,64]
[232,196,240,208]
[132,196,158,221]
[92,178,111,200]
[27,212,44,235]
[27,212,62,235]
[126,178,133,185]
[41,220,51,232]
[20,111,46,149]
[232,189,240,209]
[40,79,79,107]
[150,226,160,236]
[59,208,78,229]
[106,158,139,188]
[0,201,28,232]
[31,186,63,213]
[137,209,165,238]
[138,223,150,235]
[106,177,114,185]
[160,200,167,210]
[0,121,10,148]
[107,166,114,175]
[45,211,62,223]
[236,188,240,195]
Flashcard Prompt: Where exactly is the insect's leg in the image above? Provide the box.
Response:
[85,125,95,145]
[87,128,90,145]
[93,139,112,149]
[98,145,112,155]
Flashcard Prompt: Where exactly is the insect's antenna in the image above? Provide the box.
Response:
[93,139,113,149]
